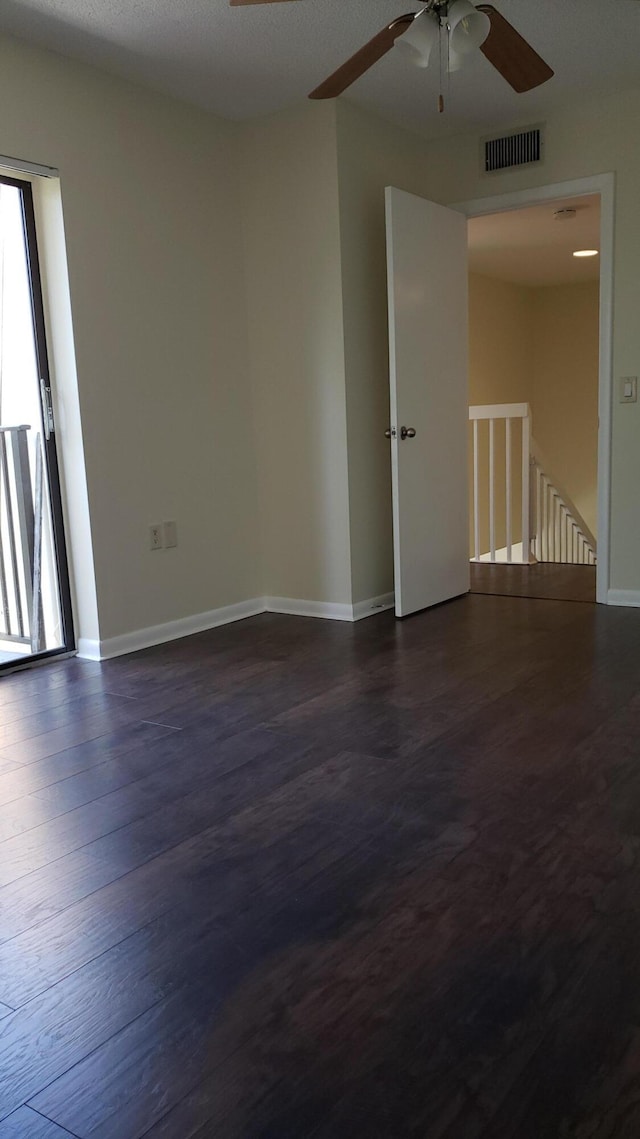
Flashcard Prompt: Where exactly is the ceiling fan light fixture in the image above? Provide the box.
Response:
[447,45,465,72]
[448,0,490,55]
[394,8,440,68]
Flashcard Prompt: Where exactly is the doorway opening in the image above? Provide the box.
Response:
[465,191,602,605]
[0,173,74,667]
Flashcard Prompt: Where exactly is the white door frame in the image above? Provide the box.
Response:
[452,173,614,605]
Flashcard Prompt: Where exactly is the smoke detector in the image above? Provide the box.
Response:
[554,207,577,221]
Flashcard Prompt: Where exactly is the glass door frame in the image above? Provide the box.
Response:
[0,171,75,669]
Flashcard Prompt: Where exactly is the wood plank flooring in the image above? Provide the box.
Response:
[470,561,597,603]
[1,595,640,1136]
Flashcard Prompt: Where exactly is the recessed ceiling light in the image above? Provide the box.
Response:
[573,249,599,258]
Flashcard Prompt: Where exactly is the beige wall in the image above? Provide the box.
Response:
[335,100,437,603]
[0,35,634,638]
[530,282,599,539]
[0,32,260,644]
[238,102,353,605]
[238,98,442,608]
[468,274,532,406]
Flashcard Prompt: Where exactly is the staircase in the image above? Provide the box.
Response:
[530,441,596,566]
[469,403,596,566]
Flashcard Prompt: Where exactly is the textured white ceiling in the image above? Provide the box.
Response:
[1,0,640,137]
[468,194,601,286]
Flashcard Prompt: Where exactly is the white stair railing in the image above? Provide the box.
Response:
[469,404,597,566]
[530,441,596,566]
[469,403,532,564]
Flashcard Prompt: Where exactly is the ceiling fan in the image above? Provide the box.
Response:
[230,0,555,103]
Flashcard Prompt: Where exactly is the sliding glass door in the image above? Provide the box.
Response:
[0,173,74,668]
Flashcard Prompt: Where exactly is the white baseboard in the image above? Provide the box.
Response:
[76,597,266,661]
[76,591,396,661]
[607,589,640,608]
[76,638,102,661]
[264,596,354,622]
[265,593,395,622]
[352,592,395,621]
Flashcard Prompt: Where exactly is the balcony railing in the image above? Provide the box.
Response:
[0,425,44,653]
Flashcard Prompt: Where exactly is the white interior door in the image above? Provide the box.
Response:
[385,186,469,617]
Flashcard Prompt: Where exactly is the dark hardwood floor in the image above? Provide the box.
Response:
[471,561,597,603]
[1,595,640,1136]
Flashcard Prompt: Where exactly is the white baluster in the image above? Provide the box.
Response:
[532,464,537,562]
[489,418,495,561]
[505,417,512,563]
[542,476,548,562]
[473,418,479,562]
[521,412,530,563]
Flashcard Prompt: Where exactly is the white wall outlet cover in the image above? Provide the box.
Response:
[149,524,163,550]
[163,520,177,548]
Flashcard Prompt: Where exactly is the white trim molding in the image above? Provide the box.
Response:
[265,594,394,622]
[264,596,354,622]
[76,591,396,660]
[0,154,59,179]
[352,592,395,620]
[76,639,102,661]
[77,597,266,661]
[453,172,615,606]
[607,590,640,609]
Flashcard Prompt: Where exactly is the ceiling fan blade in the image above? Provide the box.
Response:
[476,5,554,93]
[309,14,415,100]
[230,0,298,6]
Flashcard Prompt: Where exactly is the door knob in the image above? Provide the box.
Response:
[384,427,397,439]
[400,426,416,440]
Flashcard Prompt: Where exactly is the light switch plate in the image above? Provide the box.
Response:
[620,376,637,403]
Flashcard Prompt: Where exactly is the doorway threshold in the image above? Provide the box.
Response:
[470,562,596,604]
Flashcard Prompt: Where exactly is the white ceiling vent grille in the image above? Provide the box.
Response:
[482,125,544,174]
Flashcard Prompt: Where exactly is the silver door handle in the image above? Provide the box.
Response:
[384,427,397,439]
[400,426,416,440]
